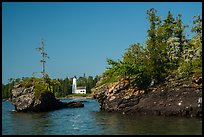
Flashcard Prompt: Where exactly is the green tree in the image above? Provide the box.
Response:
[174,14,188,58]
[86,76,93,93]
[177,15,202,76]
[122,43,151,88]
[146,8,166,83]
[163,11,175,40]
[191,15,202,43]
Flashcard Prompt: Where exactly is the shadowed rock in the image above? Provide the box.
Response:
[12,84,84,112]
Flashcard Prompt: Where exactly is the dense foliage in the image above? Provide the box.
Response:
[97,8,202,89]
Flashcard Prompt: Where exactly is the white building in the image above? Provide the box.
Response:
[72,77,86,94]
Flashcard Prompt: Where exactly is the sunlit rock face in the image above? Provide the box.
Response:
[91,78,145,112]
[11,84,84,112]
[92,74,202,118]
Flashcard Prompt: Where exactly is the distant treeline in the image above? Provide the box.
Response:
[2,75,100,99]
[53,75,100,97]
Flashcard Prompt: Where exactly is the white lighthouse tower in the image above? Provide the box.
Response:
[72,76,86,94]
[72,76,77,94]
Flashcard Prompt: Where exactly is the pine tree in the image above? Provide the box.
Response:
[146,8,163,83]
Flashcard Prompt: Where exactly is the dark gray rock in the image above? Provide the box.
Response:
[92,74,202,118]
[12,84,84,112]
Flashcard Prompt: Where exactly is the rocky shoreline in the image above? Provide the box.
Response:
[91,73,202,118]
[56,96,92,100]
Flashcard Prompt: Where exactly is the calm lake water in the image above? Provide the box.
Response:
[2,98,202,135]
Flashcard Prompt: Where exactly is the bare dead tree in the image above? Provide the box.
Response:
[36,38,49,79]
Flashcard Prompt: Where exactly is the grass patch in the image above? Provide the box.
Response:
[66,93,91,98]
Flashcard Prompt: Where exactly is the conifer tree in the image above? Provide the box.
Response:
[146,8,163,83]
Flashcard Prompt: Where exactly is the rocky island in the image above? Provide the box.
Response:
[11,76,84,112]
[10,39,84,112]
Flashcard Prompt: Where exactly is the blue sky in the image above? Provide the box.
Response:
[2,2,202,84]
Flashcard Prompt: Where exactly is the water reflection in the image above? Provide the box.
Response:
[91,111,202,135]
[10,111,52,135]
[2,100,202,135]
